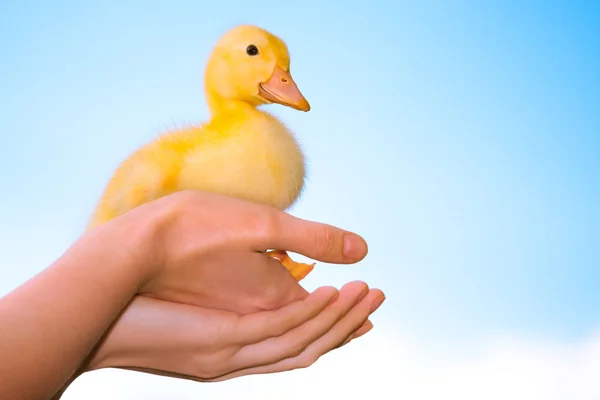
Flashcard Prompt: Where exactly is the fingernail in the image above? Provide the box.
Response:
[370,295,385,313]
[343,234,367,260]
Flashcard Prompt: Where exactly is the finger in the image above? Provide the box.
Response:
[337,334,353,349]
[233,286,339,344]
[345,292,383,341]
[260,289,383,372]
[258,210,369,264]
[347,291,383,342]
[326,289,383,350]
[231,281,369,369]
[300,289,383,353]
[336,320,373,349]
[353,319,374,339]
[209,288,383,382]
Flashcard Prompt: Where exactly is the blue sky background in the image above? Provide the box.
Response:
[1,0,599,397]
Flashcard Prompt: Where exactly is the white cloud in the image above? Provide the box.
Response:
[62,328,600,400]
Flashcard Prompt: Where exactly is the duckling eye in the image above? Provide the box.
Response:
[246,45,259,56]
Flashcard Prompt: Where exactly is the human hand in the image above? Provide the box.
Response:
[86,281,384,381]
[116,190,369,314]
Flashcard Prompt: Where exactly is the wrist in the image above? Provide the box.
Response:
[86,206,165,290]
[102,192,186,288]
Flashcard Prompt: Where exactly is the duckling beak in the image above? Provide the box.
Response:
[259,65,310,112]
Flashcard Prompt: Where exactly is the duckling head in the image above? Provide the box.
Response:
[204,25,310,114]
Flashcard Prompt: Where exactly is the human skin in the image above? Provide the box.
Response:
[0,190,384,400]
[87,282,381,380]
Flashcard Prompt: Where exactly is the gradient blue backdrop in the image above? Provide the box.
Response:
[1,0,599,364]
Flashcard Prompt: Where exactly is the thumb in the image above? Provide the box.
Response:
[258,210,369,264]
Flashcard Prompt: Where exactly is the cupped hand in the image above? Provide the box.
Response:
[119,190,369,314]
[86,282,385,382]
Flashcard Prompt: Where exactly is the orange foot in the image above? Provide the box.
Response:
[266,250,315,281]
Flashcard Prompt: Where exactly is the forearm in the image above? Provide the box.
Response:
[0,223,150,400]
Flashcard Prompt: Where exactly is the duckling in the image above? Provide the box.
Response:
[89,25,315,280]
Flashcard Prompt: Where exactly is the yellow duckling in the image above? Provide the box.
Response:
[89,24,315,280]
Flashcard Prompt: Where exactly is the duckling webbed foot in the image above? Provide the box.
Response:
[266,250,315,281]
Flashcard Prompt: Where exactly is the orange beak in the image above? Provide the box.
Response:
[259,65,310,112]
